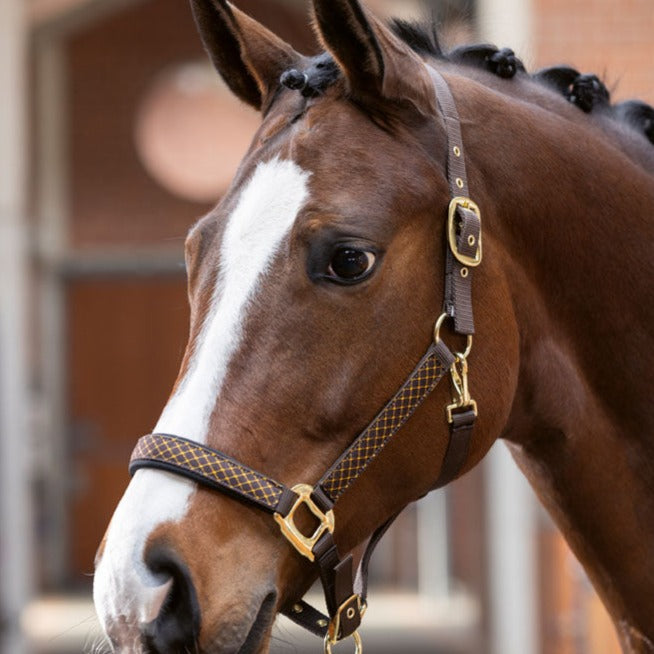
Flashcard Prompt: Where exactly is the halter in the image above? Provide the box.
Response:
[129,68,482,653]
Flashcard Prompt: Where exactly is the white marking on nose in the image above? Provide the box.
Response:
[155,156,311,442]
[93,157,311,634]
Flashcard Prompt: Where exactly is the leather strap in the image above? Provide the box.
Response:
[130,338,456,516]
[129,433,290,514]
[282,533,361,640]
[318,340,454,501]
[354,513,400,599]
[428,69,480,336]
[433,408,475,488]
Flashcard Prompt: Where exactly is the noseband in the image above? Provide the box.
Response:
[130,68,482,653]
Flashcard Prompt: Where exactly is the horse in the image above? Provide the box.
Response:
[92,0,654,652]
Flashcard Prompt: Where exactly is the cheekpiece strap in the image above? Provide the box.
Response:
[428,68,482,336]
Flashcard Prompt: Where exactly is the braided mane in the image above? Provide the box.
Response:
[281,18,654,149]
[389,19,654,147]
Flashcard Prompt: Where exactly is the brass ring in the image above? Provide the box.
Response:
[457,336,473,360]
[324,631,363,654]
[434,313,473,359]
[433,312,449,344]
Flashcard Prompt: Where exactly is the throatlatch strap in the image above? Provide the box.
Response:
[433,408,476,488]
[428,68,480,336]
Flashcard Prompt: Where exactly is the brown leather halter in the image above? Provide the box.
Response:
[129,68,482,653]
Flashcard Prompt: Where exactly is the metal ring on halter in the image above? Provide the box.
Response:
[324,630,363,654]
[433,313,473,359]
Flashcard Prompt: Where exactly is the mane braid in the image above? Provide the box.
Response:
[280,52,340,98]
[534,66,610,113]
[532,65,580,92]
[449,44,525,79]
[614,100,654,145]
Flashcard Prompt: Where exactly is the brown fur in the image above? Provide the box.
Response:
[99,1,654,652]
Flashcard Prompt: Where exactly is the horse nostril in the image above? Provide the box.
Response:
[142,545,200,653]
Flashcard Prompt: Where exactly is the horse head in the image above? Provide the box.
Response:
[93,1,520,651]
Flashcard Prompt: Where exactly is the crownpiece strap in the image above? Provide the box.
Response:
[429,68,481,336]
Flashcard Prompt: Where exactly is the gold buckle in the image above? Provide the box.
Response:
[324,630,363,654]
[448,196,482,267]
[446,354,478,423]
[274,484,334,562]
[328,595,366,643]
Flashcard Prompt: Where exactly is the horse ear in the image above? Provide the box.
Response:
[310,0,436,115]
[190,0,301,111]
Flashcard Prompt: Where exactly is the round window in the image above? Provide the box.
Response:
[135,61,260,203]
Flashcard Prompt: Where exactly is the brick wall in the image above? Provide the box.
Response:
[532,0,654,103]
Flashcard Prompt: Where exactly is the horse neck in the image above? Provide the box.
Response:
[466,81,654,648]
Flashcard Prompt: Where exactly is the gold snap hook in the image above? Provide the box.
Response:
[433,312,449,344]
[446,353,478,423]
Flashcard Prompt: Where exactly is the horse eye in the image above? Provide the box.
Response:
[327,248,376,282]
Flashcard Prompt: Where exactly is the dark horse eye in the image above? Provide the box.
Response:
[327,248,376,282]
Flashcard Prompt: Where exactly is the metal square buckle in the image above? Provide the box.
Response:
[274,484,334,562]
[448,196,482,267]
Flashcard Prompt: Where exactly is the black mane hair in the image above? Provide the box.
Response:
[279,18,654,147]
[390,18,443,57]
[388,19,653,146]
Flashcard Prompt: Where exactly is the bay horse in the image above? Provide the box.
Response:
[93,0,654,652]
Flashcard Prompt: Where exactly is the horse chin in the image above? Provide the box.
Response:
[201,591,277,654]
[237,591,276,654]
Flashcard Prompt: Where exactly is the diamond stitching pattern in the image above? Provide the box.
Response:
[130,347,450,512]
[321,350,447,500]
[131,434,283,509]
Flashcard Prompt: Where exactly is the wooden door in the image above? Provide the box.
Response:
[66,274,188,584]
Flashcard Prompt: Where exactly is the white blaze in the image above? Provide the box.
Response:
[155,157,310,440]
[93,157,311,632]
